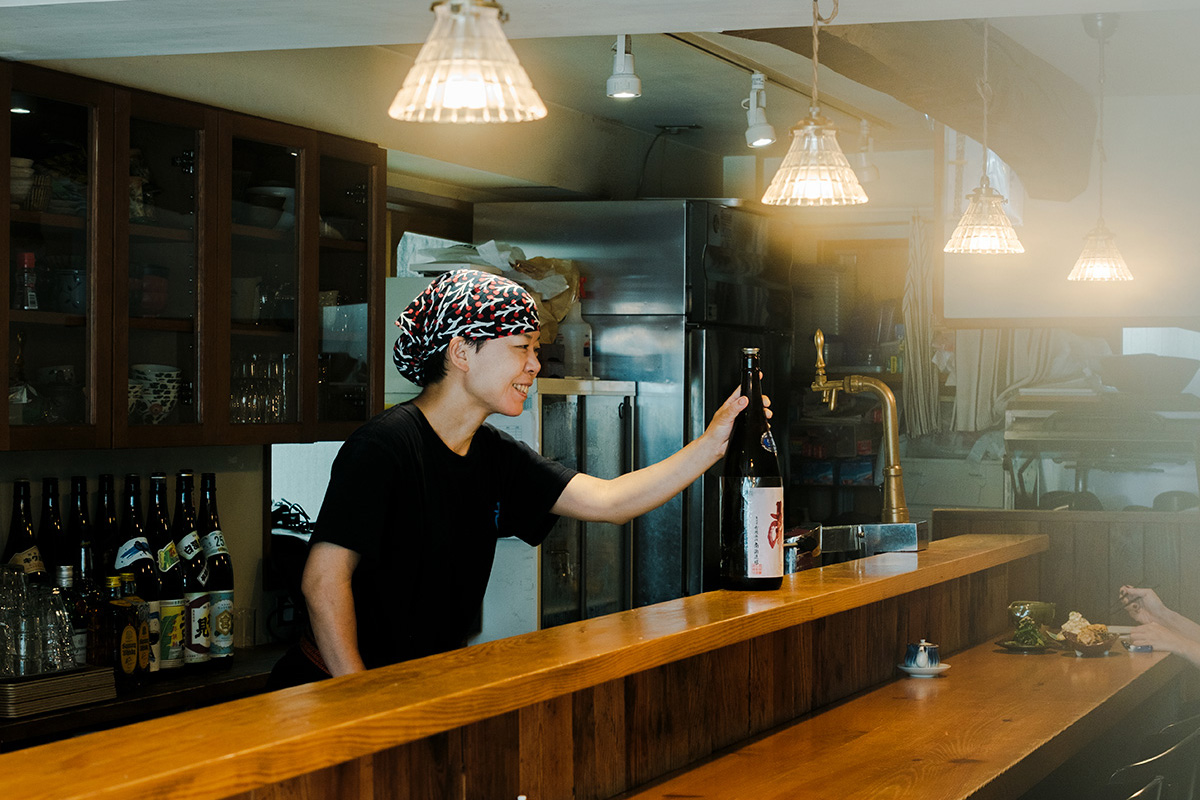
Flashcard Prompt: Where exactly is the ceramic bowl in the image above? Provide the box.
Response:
[1063,630,1120,657]
[128,379,147,413]
[1008,600,1056,629]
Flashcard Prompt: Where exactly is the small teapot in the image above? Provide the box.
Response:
[904,639,940,669]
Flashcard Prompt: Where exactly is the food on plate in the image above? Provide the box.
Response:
[1073,623,1111,646]
[1060,611,1090,635]
[1012,617,1047,647]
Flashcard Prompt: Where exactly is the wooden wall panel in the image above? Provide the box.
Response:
[462,712,519,800]
[518,695,573,800]
[1180,522,1200,624]
[571,680,624,800]
[1144,522,1182,614]
[704,640,752,753]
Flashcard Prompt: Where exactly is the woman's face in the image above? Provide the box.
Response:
[464,331,541,416]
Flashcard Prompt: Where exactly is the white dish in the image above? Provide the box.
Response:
[898,662,951,678]
[1107,625,1133,635]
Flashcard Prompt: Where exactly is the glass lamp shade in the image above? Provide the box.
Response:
[388,0,547,123]
[943,181,1025,254]
[1067,220,1133,281]
[762,112,867,206]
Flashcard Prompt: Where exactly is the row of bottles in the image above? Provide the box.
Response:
[1,471,234,685]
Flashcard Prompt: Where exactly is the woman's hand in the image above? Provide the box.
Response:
[1120,585,1167,624]
[702,383,773,456]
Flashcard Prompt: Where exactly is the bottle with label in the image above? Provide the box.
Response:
[719,347,784,590]
[146,473,182,672]
[116,475,159,676]
[198,472,233,666]
[557,279,593,379]
[3,480,45,581]
[119,572,152,682]
[175,470,211,668]
[54,565,89,667]
[13,251,38,310]
[102,575,140,688]
[94,474,120,580]
[65,476,95,591]
[37,477,63,576]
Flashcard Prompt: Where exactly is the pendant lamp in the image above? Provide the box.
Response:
[761,0,867,206]
[388,0,547,124]
[1067,14,1132,281]
[944,21,1024,254]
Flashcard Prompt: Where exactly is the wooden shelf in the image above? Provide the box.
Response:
[9,309,86,327]
[129,316,194,332]
[128,222,194,242]
[318,236,366,252]
[10,209,87,230]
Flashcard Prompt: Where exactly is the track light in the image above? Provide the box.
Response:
[743,72,776,148]
[606,34,641,99]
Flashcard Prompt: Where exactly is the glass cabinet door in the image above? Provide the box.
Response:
[5,66,111,448]
[316,147,375,428]
[224,121,305,435]
[114,91,212,444]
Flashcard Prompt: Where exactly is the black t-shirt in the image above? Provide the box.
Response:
[310,402,576,668]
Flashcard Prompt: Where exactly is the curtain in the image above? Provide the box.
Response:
[902,213,939,437]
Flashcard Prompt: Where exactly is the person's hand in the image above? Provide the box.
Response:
[1130,621,1188,653]
[1120,585,1167,624]
[704,385,773,455]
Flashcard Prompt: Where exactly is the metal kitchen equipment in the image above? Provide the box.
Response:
[476,199,793,601]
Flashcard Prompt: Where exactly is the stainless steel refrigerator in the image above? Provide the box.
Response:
[476,200,793,603]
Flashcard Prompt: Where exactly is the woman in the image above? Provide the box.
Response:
[1121,584,1200,668]
[270,270,764,686]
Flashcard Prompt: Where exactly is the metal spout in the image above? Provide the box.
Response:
[811,329,910,524]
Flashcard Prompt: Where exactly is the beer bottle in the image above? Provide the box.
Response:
[103,575,140,688]
[37,477,64,575]
[146,473,182,672]
[719,347,784,590]
[94,474,120,579]
[65,476,96,591]
[54,565,90,667]
[3,480,45,581]
[119,571,150,682]
[198,472,233,665]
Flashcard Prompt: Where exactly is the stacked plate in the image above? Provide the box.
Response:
[10,157,34,206]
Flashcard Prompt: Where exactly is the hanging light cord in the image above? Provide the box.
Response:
[810,0,839,113]
[1096,26,1107,223]
[977,20,993,186]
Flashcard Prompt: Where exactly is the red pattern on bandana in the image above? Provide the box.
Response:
[393,270,539,385]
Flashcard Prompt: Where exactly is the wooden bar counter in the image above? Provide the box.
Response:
[0,534,1046,800]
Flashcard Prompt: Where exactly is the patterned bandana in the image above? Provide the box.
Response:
[393,269,539,386]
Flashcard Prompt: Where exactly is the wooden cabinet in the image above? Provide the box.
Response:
[0,63,384,450]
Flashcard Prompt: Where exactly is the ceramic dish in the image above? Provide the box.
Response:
[995,639,1048,653]
[1063,631,1120,657]
[897,663,951,678]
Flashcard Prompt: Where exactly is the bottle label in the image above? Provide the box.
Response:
[71,626,88,666]
[137,616,151,672]
[119,623,138,676]
[114,537,153,569]
[201,529,228,556]
[184,592,211,663]
[760,430,777,456]
[729,481,784,579]
[156,540,180,573]
[7,545,44,575]
[209,590,235,658]
[177,531,203,560]
[158,598,186,668]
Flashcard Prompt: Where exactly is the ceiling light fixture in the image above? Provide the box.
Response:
[850,119,878,183]
[606,34,641,99]
[762,0,867,206]
[1068,14,1132,281]
[944,20,1024,254]
[743,72,776,148]
[388,0,546,124]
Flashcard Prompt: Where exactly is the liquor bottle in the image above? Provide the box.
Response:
[557,280,593,379]
[3,480,45,580]
[173,470,212,670]
[115,475,159,676]
[94,474,120,579]
[198,472,233,666]
[37,477,64,575]
[54,565,90,667]
[102,575,140,688]
[146,472,182,672]
[65,476,96,590]
[120,572,151,682]
[719,347,784,590]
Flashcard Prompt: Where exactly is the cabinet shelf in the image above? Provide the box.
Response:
[129,222,194,242]
[231,223,291,241]
[10,309,86,327]
[10,209,87,231]
[319,237,366,252]
[231,322,295,337]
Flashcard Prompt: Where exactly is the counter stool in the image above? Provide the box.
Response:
[1109,724,1200,800]
[1127,777,1166,800]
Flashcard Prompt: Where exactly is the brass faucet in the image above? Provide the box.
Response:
[811,329,910,524]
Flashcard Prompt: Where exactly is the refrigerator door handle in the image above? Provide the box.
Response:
[620,394,636,610]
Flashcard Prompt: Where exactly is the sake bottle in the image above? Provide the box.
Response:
[3,480,45,580]
[719,347,784,590]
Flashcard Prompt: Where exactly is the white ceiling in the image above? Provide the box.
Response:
[3,0,1199,184]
